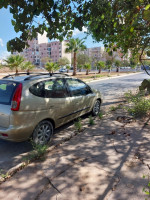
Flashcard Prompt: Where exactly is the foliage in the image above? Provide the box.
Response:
[21,61,35,73]
[23,141,48,163]
[77,64,83,72]
[89,115,95,125]
[66,38,86,76]
[96,61,106,73]
[0,169,8,179]
[115,60,122,67]
[130,56,139,68]
[143,60,150,66]
[123,60,130,67]
[85,0,150,57]
[110,104,122,111]
[66,65,70,73]
[45,62,59,73]
[106,60,113,66]
[1,0,150,62]
[98,111,103,119]
[74,118,82,132]
[76,54,91,66]
[58,57,70,67]
[143,174,150,199]
[124,91,150,117]
[4,55,24,74]
[84,63,91,75]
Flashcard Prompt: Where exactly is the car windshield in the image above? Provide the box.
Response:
[0,80,18,105]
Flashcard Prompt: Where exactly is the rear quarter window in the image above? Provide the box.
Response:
[0,81,18,105]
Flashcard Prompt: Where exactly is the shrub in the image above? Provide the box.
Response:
[74,118,82,132]
[124,91,150,117]
[98,111,103,119]
[89,115,95,125]
[23,141,48,163]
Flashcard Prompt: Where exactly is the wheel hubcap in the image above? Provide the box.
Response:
[94,101,100,115]
[37,124,52,144]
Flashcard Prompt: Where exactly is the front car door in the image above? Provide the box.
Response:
[66,78,95,118]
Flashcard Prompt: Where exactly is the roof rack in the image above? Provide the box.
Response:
[2,72,70,80]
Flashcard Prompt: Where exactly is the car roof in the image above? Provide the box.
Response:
[1,73,71,83]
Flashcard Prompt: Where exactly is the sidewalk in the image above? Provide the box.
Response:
[0,106,150,200]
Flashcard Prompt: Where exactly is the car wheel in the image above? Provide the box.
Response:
[33,120,53,145]
[92,100,101,116]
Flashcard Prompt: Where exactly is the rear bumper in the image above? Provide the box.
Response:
[0,125,34,142]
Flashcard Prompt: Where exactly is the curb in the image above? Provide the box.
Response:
[0,126,86,184]
[84,72,143,83]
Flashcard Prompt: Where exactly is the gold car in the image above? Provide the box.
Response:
[0,73,102,144]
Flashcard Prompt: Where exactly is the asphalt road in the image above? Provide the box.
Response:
[0,72,148,171]
[89,72,148,104]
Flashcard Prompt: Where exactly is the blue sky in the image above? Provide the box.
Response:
[0,8,103,60]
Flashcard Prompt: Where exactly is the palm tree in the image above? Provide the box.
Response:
[45,62,59,73]
[77,64,83,72]
[65,38,86,76]
[21,61,35,74]
[4,55,24,74]
[66,65,70,73]
[96,61,106,73]
[84,63,91,75]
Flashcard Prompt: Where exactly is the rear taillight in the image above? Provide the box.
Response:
[11,83,22,111]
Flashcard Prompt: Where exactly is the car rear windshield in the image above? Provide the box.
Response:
[0,80,19,105]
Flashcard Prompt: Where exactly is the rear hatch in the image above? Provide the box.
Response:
[0,80,19,128]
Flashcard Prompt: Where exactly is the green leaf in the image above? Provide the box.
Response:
[113,22,117,28]
[101,14,104,20]
[130,27,134,32]
[11,19,16,26]
[145,4,150,10]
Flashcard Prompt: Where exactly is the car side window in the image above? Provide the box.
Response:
[29,78,69,98]
[66,79,92,97]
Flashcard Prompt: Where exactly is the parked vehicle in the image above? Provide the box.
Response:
[0,73,102,145]
[59,68,67,73]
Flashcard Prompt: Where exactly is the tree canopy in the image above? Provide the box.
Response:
[0,0,150,58]
[65,38,86,75]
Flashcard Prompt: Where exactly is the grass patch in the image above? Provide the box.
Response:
[88,115,95,125]
[110,104,122,111]
[23,141,48,163]
[98,111,103,119]
[124,91,150,117]
[0,169,8,179]
[74,118,83,132]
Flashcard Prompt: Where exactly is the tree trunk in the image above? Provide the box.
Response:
[98,68,101,73]
[27,69,30,75]
[86,70,89,75]
[16,68,18,75]
[73,52,77,76]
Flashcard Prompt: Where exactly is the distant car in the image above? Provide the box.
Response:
[0,73,102,145]
[141,65,150,70]
[59,68,67,73]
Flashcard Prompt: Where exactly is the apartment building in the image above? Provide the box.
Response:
[14,32,71,66]
[84,47,105,61]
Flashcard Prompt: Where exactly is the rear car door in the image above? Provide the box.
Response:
[29,78,74,126]
[0,80,18,128]
[66,78,95,118]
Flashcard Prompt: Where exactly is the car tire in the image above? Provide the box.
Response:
[92,100,101,116]
[33,120,53,145]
